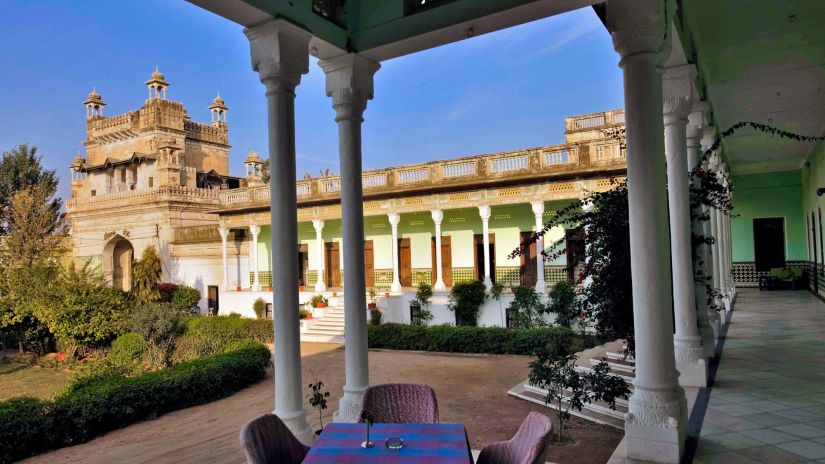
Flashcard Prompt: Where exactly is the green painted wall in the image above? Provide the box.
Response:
[731,170,806,262]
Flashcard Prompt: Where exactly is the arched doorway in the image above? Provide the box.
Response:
[103,236,134,291]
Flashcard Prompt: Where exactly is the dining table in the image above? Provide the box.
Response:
[302,422,474,463]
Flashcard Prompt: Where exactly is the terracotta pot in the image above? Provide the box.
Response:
[367,303,377,309]
[299,286,305,292]
[384,292,390,298]
[268,287,273,292]
[316,301,327,308]
[236,286,241,292]
[332,292,338,297]
[306,312,313,319]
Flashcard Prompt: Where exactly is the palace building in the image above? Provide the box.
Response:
[66,70,627,324]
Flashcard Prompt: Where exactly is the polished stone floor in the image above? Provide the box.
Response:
[695,289,825,463]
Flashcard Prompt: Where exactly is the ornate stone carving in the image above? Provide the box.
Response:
[606,0,666,62]
[244,20,311,93]
[319,54,380,121]
[626,385,686,429]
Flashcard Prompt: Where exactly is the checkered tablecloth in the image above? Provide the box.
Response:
[303,423,473,463]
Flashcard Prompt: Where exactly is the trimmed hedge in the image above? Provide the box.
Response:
[0,342,271,463]
[367,323,597,355]
[172,316,273,364]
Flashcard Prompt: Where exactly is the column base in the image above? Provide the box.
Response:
[333,386,367,423]
[276,407,314,446]
[535,279,546,294]
[674,339,708,387]
[698,323,716,359]
[625,385,687,463]
[433,281,446,292]
[390,282,402,293]
[252,284,261,292]
[315,282,327,292]
[483,278,492,290]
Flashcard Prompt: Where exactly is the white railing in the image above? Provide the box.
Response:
[320,178,340,193]
[544,150,569,166]
[490,155,528,173]
[363,173,387,188]
[397,168,430,184]
[296,182,311,196]
[442,161,476,178]
[612,112,625,124]
[594,144,624,161]
[574,116,605,129]
[68,186,220,208]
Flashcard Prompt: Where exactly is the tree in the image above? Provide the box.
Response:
[0,183,67,354]
[33,263,131,356]
[547,280,577,328]
[0,145,60,234]
[129,302,183,369]
[507,285,548,329]
[132,247,163,303]
[528,333,630,443]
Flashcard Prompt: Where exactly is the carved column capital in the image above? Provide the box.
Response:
[430,209,444,224]
[218,227,229,240]
[478,205,491,221]
[249,224,260,236]
[244,20,311,94]
[312,219,324,232]
[319,54,380,121]
[530,201,545,216]
[607,0,667,64]
[387,212,400,227]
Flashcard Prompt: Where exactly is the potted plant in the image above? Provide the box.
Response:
[299,309,311,332]
[252,297,266,319]
[310,294,328,309]
[306,379,331,436]
[298,278,305,292]
[367,288,377,309]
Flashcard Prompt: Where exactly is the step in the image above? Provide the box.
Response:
[508,380,625,429]
[574,365,635,383]
[589,358,636,375]
[523,383,629,420]
[301,333,345,344]
[605,351,635,362]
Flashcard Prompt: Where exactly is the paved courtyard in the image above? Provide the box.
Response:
[695,289,825,463]
[24,343,621,464]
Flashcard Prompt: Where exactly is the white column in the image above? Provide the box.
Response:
[245,19,312,445]
[313,219,326,292]
[478,205,492,289]
[686,114,718,356]
[531,201,546,293]
[716,205,732,312]
[702,133,726,318]
[607,1,686,461]
[431,209,446,292]
[663,69,706,387]
[389,213,402,293]
[249,225,261,291]
[320,53,380,423]
[219,227,229,291]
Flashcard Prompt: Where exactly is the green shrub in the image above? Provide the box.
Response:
[129,303,184,370]
[171,285,202,314]
[0,397,54,463]
[367,323,589,355]
[0,344,270,462]
[108,333,147,368]
[253,298,267,319]
[507,285,548,329]
[547,281,577,328]
[172,316,273,364]
[369,308,382,325]
[448,280,487,326]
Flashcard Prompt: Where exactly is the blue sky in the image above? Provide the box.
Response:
[0,1,623,201]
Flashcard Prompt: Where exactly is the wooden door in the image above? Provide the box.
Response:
[207,285,219,315]
[325,242,341,288]
[473,233,496,283]
[753,217,785,271]
[565,227,585,283]
[431,235,453,287]
[364,240,375,287]
[298,244,308,288]
[519,231,537,286]
[398,238,412,287]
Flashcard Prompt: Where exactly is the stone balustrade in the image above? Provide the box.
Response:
[218,139,624,209]
[67,185,220,210]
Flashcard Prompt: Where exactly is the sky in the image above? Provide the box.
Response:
[0,1,624,202]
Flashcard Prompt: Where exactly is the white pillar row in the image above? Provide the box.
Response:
[249,225,261,291]
[716,202,732,312]
[431,209,446,292]
[724,203,736,299]
[607,1,687,461]
[702,131,726,316]
[478,205,493,289]
[531,201,546,293]
[663,68,707,387]
[720,172,735,301]
[320,53,380,423]
[686,114,719,354]
[312,219,326,292]
[388,213,402,293]
[244,19,313,445]
[219,226,229,291]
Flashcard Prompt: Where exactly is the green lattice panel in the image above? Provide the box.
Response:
[306,270,318,286]
[374,269,393,287]
[452,268,475,283]
[545,266,567,285]
[248,271,273,288]
[496,267,520,287]
[411,269,432,287]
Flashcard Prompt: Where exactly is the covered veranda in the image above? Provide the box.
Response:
[182,0,824,462]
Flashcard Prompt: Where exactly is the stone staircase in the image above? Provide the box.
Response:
[301,306,346,344]
[508,347,635,430]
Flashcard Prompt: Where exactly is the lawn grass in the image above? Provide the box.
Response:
[0,360,70,401]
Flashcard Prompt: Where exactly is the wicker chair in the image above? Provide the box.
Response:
[359,383,439,424]
[239,414,309,464]
[476,412,553,464]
